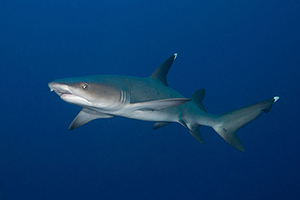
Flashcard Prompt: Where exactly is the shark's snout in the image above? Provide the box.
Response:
[48,82,57,93]
[49,81,91,105]
[48,82,72,96]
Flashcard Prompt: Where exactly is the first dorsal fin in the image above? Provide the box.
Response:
[150,53,177,86]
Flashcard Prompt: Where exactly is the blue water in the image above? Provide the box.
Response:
[1,0,299,199]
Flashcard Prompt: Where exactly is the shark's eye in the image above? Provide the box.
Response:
[81,83,89,90]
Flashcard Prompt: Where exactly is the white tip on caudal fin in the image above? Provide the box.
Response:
[213,97,279,152]
[274,96,280,102]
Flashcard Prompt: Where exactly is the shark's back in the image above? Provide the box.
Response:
[106,75,184,103]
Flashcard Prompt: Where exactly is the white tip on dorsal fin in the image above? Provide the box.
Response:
[173,53,178,60]
[274,96,280,102]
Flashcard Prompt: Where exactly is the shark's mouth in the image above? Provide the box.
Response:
[53,90,74,98]
[59,93,90,105]
[50,88,75,98]
[60,93,76,98]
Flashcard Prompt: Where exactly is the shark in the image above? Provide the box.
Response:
[49,53,279,151]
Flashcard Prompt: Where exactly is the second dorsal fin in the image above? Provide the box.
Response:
[191,88,207,113]
[149,53,177,86]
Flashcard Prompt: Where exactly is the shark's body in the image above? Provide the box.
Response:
[49,53,279,151]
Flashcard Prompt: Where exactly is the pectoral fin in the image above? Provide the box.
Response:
[69,108,113,130]
[132,98,190,111]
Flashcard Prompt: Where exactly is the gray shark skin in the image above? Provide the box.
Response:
[49,53,279,152]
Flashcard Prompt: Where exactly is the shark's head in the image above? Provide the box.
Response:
[48,76,128,110]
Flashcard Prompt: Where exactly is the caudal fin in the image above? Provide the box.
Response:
[213,96,279,152]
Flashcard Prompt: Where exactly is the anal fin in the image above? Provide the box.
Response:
[188,125,204,144]
[178,115,204,144]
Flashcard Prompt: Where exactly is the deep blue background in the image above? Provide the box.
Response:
[0,0,299,199]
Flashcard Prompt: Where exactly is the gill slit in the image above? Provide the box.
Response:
[120,90,126,103]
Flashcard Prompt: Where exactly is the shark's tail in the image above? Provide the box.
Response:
[212,96,280,152]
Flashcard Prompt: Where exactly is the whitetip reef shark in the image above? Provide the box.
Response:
[49,53,279,152]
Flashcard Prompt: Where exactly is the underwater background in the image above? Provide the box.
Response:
[0,0,299,199]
